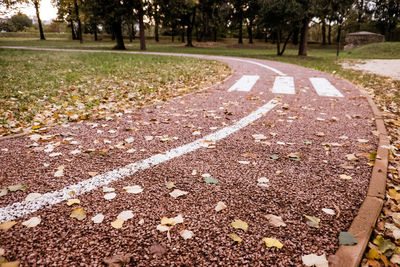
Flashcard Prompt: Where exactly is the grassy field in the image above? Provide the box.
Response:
[0,48,230,135]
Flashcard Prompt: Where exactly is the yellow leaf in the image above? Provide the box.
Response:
[111,219,124,229]
[165,181,175,189]
[70,208,86,221]
[366,249,381,260]
[1,261,20,267]
[67,199,80,206]
[161,217,175,226]
[389,189,400,200]
[0,221,17,231]
[88,172,98,177]
[231,219,248,231]
[229,233,242,243]
[263,237,283,249]
[32,125,41,130]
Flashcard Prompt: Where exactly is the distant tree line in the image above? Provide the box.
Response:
[1,0,399,55]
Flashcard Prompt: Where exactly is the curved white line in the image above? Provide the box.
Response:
[0,99,278,222]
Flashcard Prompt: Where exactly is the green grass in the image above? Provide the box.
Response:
[0,48,230,135]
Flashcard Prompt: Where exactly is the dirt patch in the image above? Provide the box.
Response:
[341,60,400,81]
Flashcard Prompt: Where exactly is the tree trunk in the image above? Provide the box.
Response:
[276,30,281,55]
[328,20,332,45]
[186,7,196,47]
[298,17,310,56]
[247,20,253,44]
[33,0,45,40]
[138,6,146,50]
[181,26,185,42]
[292,26,299,45]
[238,8,243,44]
[213,27,217,42]
[70,19,76,40]
[129,22,133,42]
[154,7,159,42]
[93,24,98,41]
[111,28,115,40]
[73,0,83,43]
[112,20,125,50]
[280,31,292,56]
[322,20,326,45]
[336,24,341,56]
[171,26,175,42]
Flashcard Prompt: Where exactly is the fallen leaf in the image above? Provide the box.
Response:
[8,185,27,192]
[103,253,132,266]
[391,254,400,264]
[322,208,335,215]
[88,172,98,177]
[173,214,184,224]
[91,214,104,224]
[22,217,41,228]
[111,219,124,229]
[357,139,369,143]
[0,248,4,256]
[25,193,42,202]
[340,174,352,180]
[262,237,283,249]
[215,201,227,212]
[241,153,256,158]
[103,187,115,193]
[265,214,286,227]
[1,261,20,267]
[346,154,358,161]
[124,137,134,143]
[180,229,194,240]
[0,221,17,231]
[165,181,175,189]
[204,176,218,184]
[339,232,357,245]
[252,134,267,141]
[0,188,7,197]
[287,152,301,161]
[104,193,116,200]
[373,235,395,253]
[138,219,144,225]
[149,243,166,257]
[270,154,279,160]
[156,224,170,232]
[70,208,86,221]
[123,185,143,194]
[67,199,80,206]
[315,132,325,137]
[305,215,320,228]
[238,160,250,164]
[232,219,248,231]
[302,254,329,267]
[366,249,381,260]
[169,189,188,199]
[117,210,134,221]
[229,233,242,243]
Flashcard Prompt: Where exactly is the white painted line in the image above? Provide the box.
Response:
[309,78,344,97]
[225,58,286,76]
[228,75,259,92]
[0,99,278,223]
[272,76,295,94]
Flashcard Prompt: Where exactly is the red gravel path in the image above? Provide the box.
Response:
[0,48,378,266]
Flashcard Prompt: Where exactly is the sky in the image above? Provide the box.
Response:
[2,0,58,22]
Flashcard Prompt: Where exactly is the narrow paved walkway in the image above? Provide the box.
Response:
[0,47,379,265]
[341,59,400,80]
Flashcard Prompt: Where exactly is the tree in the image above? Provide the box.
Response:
[32,0,45,40]
[373,0,400,40]
[9,12,32,31]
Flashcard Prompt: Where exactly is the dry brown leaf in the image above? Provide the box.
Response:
[0,221,17,231]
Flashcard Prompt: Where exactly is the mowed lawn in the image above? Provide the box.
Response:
[0,48,230,135]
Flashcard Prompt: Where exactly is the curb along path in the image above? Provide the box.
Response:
[0,46,388,266]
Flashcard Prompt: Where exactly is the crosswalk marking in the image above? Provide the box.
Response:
[309,77,344,97]
[228,75,259,92]
[272,76,295,94]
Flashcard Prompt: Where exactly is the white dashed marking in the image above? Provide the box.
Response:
[272,76,295,94]
[228,75,259,92]
[309,78,344,97]
[0,99,278,223]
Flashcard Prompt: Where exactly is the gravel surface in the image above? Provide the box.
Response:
[341,59,400,80]
[0,52,378,266]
